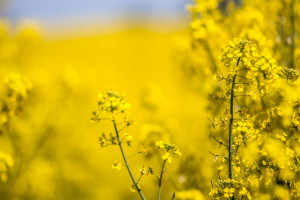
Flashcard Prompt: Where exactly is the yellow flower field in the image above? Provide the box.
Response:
[0,0,300,199]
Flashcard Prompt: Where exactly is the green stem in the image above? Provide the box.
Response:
[158,159,168,200]
[113,120,146,200]
[290,0,295,69]
[228,75,236,200]
[228,45,244,200]
[229,74,236,182]
[171,192,176,200]
[127,152,143,159]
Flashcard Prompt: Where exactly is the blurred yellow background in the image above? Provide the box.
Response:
[0,0,214,198]
[2,0,299,199]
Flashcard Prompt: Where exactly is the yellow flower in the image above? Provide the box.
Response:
[162,152,170,160]
[94,90,131,117]
[223,187,235,198]
[156,141,181,163]
[239,187,247,195]
[112,160,122,171]
[130,184,141,192]
[0,151,14,182]
[209,188,219,197]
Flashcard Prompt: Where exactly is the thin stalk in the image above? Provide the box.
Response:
[171,192,176,200]
[290,0,295,69]
[228,46,244,200]
[228,74,236,200]
[113,120,146,200]
[127,152,143,159]
[158,159,168,200]
[229,74,236,181]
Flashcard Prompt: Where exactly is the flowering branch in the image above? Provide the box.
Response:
[228,44,244,200]
[156,141,181,200]
[112,120,146,200]
[158,159,167,200]
[228,74,236,183]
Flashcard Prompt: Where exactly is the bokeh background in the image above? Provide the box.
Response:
[1,0,299,199]
[0,0,212,199]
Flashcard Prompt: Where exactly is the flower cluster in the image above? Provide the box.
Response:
[220,38,258,68]
[0,151,14,182]
[0,73,32,184]
[176,189,205,200]
[0,73,32,129]
[171,0,300,198]
[179,0,299,92]
[91,90,131,122]
[156,141,182,163]
[207,37,300,199]
[209,179,252,199]
[92,90,181,200]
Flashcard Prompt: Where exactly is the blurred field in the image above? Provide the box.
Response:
[2,1,297,199]
[0,26,213,199]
